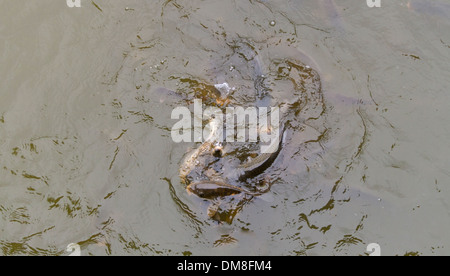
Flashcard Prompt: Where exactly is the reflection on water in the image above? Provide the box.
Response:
[1,0,450,255]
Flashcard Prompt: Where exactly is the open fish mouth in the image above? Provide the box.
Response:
[186,179,271,199]
[186,180,242,199]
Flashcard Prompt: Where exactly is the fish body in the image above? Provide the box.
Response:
[177,38,323,222]
[237,125,285,181]
[179,118,220,184]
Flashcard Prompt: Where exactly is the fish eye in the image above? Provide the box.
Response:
[212,146,223,158]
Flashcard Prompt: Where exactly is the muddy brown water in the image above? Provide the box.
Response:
[1,0,450,255]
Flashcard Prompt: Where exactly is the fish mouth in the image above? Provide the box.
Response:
[186,179,229,193]
[186,179,244,199]
[186,179,271,199]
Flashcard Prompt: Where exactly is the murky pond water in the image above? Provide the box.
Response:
[1,0,450,256]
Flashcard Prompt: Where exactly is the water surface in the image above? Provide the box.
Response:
[1,0,450,255]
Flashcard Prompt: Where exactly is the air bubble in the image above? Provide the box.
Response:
[269,20,276,27]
